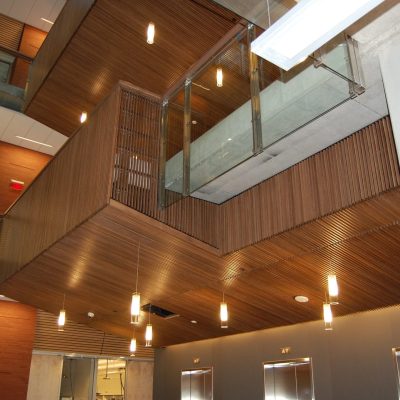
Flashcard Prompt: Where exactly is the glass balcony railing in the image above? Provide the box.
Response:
[0,47,32,111]
[161,27,364,206]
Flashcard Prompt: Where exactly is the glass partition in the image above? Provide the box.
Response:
[189,31,253,193]
[264,358,314,400]
[181,368,213,400]
[259,37,352,151]
[96,359,126,400]
[161,28,364,207]
[164,89,185,205]
[60,357,95,400]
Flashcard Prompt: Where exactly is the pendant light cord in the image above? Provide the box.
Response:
[62,293,65,309]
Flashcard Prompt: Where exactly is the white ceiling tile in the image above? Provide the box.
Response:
[46,130,67,152]
[0,0,14,15]
[49,0,65,23]
[8,0,35,23]
[0,107,15,139]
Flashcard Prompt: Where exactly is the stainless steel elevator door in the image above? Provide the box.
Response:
[181,368,212,400]
[264,358,314,400]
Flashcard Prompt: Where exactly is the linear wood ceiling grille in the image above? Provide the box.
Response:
[0,14,23,50]
[34,310,154,359]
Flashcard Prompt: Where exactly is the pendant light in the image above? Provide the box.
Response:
[216,67,223,87]
[131,243,141,324]
[130,326,137,356]
[58,294,66,331]
[145,305,153,347]
[327,274,339,305]
[220,292,228,329]
[80,111,87,124]
[323,302,333,331]
[147,22,155,44]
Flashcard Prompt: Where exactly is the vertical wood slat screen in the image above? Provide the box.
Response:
[111,84,399,254]
[112,86,219,248]
[219,117,400,253]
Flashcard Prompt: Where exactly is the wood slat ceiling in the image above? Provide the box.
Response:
[1,188,400,347]
[25,0,241,136]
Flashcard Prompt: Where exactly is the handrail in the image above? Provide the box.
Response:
[0,45,33,63]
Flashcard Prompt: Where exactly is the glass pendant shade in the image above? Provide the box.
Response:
[147,22,155,44]
[328,274,339,304]
[58,309,66,331]
[216,67,223,87]
[323,303,333,330]
[80,112,87,123]
[130,338,137,355]
[131,292,141,324]
[145,324,153,347]
[220,302,228,328]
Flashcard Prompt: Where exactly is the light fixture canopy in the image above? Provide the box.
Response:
[327,274,339,304]
[216,67,223,87]
[145,323,153,347]
[251,0,384,70]
[80,112,87,123]
[323,302,333,331]
[147,22,155,44]
[220,301,228,329]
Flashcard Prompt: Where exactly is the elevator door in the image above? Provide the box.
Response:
[181,368,212,400]
[264,358,314,400]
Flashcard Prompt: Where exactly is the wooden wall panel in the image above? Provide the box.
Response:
[34,310,154,359]
[0,301,36,400]
[25,0,94,107]
[10,25,47,88]
[0,85,120,283]
[0,141,51,215]
[219,117,400,253]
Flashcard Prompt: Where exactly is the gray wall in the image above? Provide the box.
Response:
[153,305,400,400]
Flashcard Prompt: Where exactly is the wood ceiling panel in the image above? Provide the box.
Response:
[25,0,240,136]
[1,187,399,347]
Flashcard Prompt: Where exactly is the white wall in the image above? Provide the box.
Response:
[154,305,400,400]
[380,35,400,166]
[27,354,63,400]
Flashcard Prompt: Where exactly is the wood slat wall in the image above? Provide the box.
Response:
[0,301,36,400]
[0,13,24,50]
[25,0,94,108]
[34,310,154,359]
[219,117,400,253]
[0,85,119,283]
[112,84,219,248]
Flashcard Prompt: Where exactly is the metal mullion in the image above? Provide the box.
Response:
[158,101,168,208]
[182,79,192,197]
[248,24,263,155]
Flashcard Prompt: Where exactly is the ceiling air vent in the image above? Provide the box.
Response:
[141,303,179,319]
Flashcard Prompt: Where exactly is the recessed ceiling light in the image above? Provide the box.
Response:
[16,136,53,147]
[227,138,232,141]
[192,120,197,125]
[294,295,309,303]
[87,311,95,318]
[0,294,5,298]
[41,17,54,24]
[190,320,197,324]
